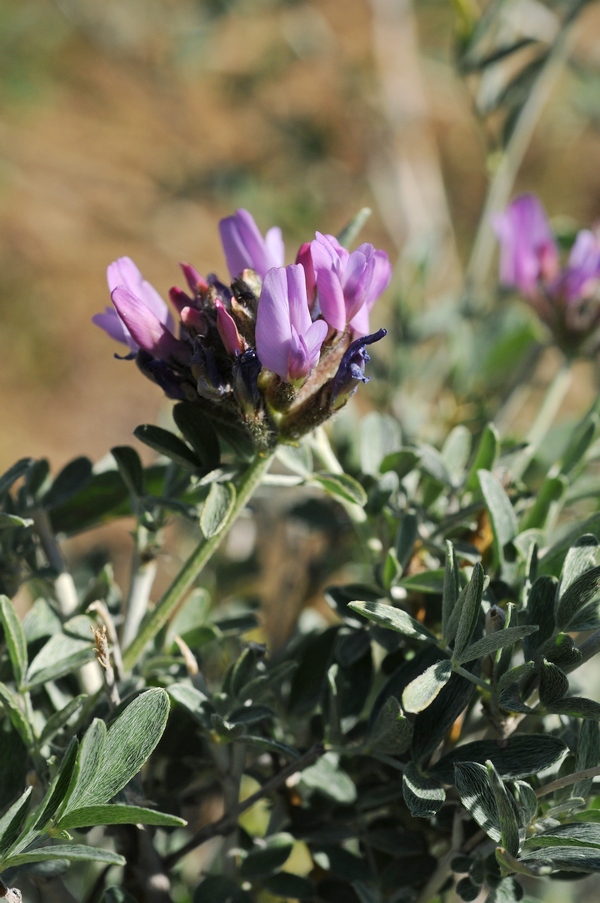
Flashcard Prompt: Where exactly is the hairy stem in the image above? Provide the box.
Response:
[122,452,275,671]
[510,360,572,481]
[536,764,600,798]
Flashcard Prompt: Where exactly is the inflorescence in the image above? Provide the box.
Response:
[94,210,391,453]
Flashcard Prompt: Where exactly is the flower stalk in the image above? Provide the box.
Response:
[122,451,275,671]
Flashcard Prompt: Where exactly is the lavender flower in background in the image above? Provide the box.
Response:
[219,208,284,280]
[492,194,559,296]
[494,194,600,354]
[93,257,176,354]
[308,232,392,334]
[255,264,328,384]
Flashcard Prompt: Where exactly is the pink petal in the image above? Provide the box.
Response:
[215,298,244,355]
[315,265,346,332]
[286,264,311,336]
[107,257,174,331]
[92,308,134,349]
[111,286,189,363]
[255,268,292,379]
[265,226,285,267]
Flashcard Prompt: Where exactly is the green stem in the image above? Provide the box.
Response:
[122,452,275,671]
[510,360,572,481]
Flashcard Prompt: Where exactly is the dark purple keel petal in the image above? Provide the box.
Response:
[332,328,387,404]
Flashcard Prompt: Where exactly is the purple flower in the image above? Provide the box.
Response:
[551,229,600,302]
[255,264,328,384]
[492,195,559,296]
[93,257,176,352]
[331,328,387,406]
[309,233,392,334]
[219,209,285,280]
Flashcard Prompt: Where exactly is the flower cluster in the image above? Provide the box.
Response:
[94,210,391,452]
[493,194,600,355]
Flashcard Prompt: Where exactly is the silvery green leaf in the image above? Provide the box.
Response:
[560,414,600,477]
[380,449,421,480]
[0,458,33,496]
[454,761,500,842]
[201,481,236,538]
[546,697,600,720]
[276,442,313,477]
[394,511,419,570]
[465,423,499,491]
[539,632,582,669]
[265,873,314,901]
[39,695,86,746]
[412,667,476,764]
[441,425,472,486]
[560,533,598,594]
[520,475,568,532]
[453,625,538,666]
[399,568,446,594]
[486,760,520,857]
[59,719,106,816]
[0,514,33,530]
[173,402,220,471]
[2,844,125,869]
[539,660,569,706]
[574,720,600,799]
[167,680,219,728]
[193,876,252,903]
[523,823,600,851]
[31,737,79,834]
[402,660,452,714]
[478,469,518,552]
[367,696,413,755]
[63,689,169,812]
[43,457,93,507]
[0,683,33,747]
[0,596,27,689]
[519,844,600,872]
[313,473,367,507]
[556,566,600,630]
[0,787,31,858]
[56,804,185,830]
[523,575,557,659]
[430,734,566,784]
[348,600,437,643]
[382,548,402,590]
[134,424,202,471]
[24,616,96,690]
[110,446,144,498]
[402,762,445,818]
[453,563,486,660]
[442,541,459,641]
[299,753,356,804]
[513,780,537,828]
[239,832,295,880]
[360,412,402,476]
[418,444,452,485]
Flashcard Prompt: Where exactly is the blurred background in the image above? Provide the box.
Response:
[4,0,600,473]
[5,4,600,900]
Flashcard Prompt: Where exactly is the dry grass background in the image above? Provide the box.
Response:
[3,0,600,471]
